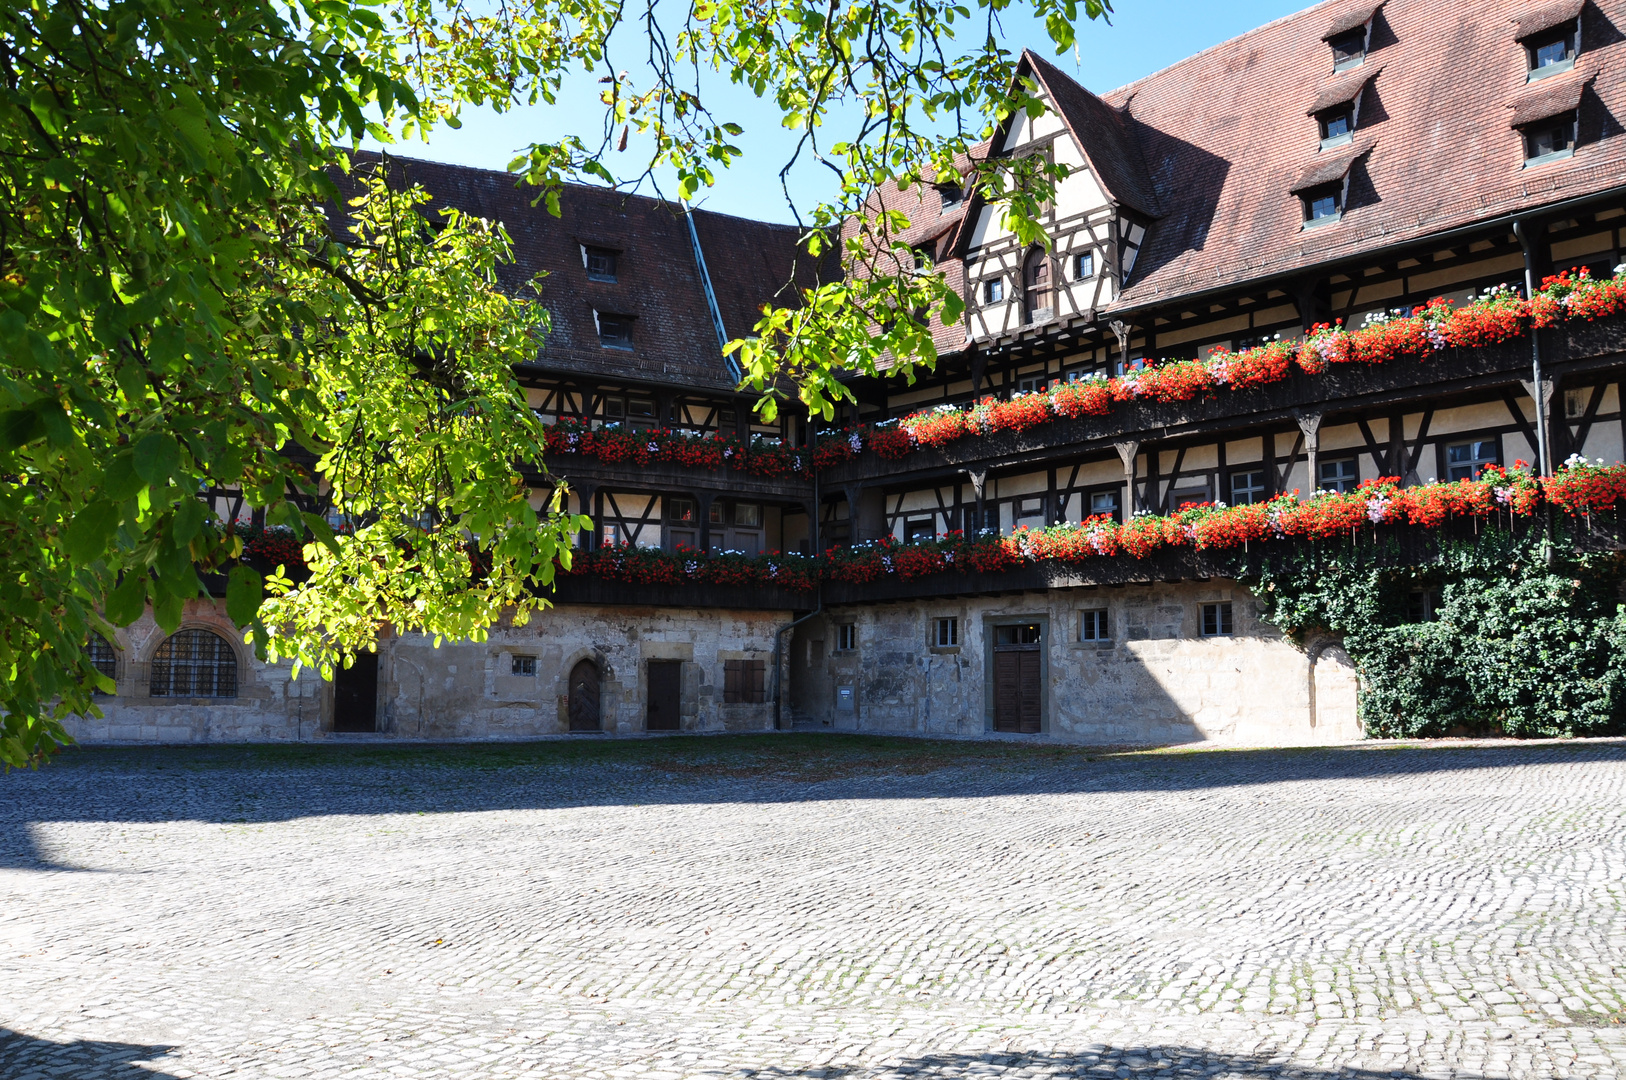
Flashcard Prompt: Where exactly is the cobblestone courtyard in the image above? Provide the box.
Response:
[2,737,1625,1079]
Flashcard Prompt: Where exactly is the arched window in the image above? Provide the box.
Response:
[150,629,238,698]
[86,634,118,695]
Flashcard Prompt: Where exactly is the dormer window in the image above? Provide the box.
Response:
[1526,26,1577,78]
[982,278,1004,305]
[938,185,963,212]
[1318,105,1355,148]
[1301,183,1344,226]
[595,311,634,349]
[1523,113,1577,164]
[583,245,619,282]
[1329,28,1368,70]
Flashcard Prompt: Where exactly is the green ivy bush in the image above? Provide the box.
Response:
[1240,528,1626,738]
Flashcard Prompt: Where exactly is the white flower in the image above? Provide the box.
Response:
[1365,495,1389,523]
[848,433,863,453]
[1564,452,1589,469]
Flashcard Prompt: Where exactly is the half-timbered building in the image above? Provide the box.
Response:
[68,0,1626,746]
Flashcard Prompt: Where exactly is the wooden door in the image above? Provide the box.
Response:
[568,659,601,732]
[646,660,681,731]
[333,652,378,733]
[992,628,1042,734]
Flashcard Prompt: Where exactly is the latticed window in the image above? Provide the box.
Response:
[150,629,238,698]
[86,634,118,694]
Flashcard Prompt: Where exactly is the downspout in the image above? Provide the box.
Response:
[683,202,744,383]
[771,462,821,731]
[1514,217,1555,568]
[1513,218,1552,476]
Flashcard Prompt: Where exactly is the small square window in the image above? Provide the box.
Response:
[1301,184,1343,226]
[1446,439,1499,481]
[596,311,634,349]
[1328,27,1366,70]
[601,524,621,547]
[1524,117,1576,163]
[1201,602,1234,637]
[1015,496,1045,521]
[933,617,959,648]
[1081,609,1110,642]
[904,517,936,542]
[837,624,857,652]
[1319,458,1359,494]
[982,278,1004,305]
[995,624,1042,645]
[511,655,537,676]
[1318,105,1354,148]
[667,497,697,523]
[1074,251,1096,280]
[1526,27,1577,77]
[733,503,762,528]
[1088,488,1121,522]
[1014,375,1047,395]
[627,398,656,419]
[939,185,963,211]
[583,246,618,282]
[1231,469,1268,505]
[602,396,626,421]
[1406,589,1442,623]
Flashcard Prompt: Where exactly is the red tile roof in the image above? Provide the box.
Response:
[1306,64,1383,114]
[344,153,830,392]
[1087,0,1626,311]
[1514,0,1584,39]
[1291,138,1376,190]
[1027,54,1161,217]
[1507,67,1593,125]
[1323,1,1384,39]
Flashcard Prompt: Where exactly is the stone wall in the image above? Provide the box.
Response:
[66,600,790,743]
[786,580,1363,746]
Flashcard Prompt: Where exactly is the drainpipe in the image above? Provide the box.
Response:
[770,446,821,731]
[1513,218,1552,476]
[683,201,743,384]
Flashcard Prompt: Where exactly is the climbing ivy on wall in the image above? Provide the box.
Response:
[1238,529,1626,738]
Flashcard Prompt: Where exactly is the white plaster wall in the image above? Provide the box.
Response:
[793,582,1363,747]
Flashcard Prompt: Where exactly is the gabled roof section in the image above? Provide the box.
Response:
[1514,0,1584,39]
[1323,1,1384,39]
[1092,0,1626,312]
[1290,139,1376,190]
[1307,65,1383,114]
[1024,52,1161,218]
[341,153,815,392]
[1508,68,1592,126]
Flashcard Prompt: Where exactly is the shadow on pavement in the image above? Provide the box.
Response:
[762,1048,1426,1078]
[2,735,1621,870]
[0,1029,180,1079]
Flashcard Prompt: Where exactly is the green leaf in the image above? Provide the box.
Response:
[65,501,121,563]
[105,573,148,626]
[226,566,263,626]
[173,497,207,546]
[152,592,184,634]
[134,433,182,487]
[0,408,43,451]
[103,453,145,501]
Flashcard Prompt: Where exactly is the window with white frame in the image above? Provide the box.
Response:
[511,655,537,676]
[1318,457,1359,493]
[1074,250,1096,279]
[933,617,959,648]
[1525,25,1577,79]
[1014,375,1047,395]
[1200,602,1234,637]
[1230,469,1268,505]
[1445,438,1499,481]
[982,278,1004,305]
[904,517,936,542]
[1081,609,1110,642]
[1088,488,1122,522]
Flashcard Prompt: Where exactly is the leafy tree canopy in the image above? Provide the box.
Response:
[0,0,1109,765]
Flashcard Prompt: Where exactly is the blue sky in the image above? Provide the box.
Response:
[369,0,1305,224]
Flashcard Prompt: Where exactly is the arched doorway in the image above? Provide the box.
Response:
[1023,247,1052,324]
[568,659,601,732]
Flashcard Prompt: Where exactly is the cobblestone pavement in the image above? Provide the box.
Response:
[3,738,1626,1080]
